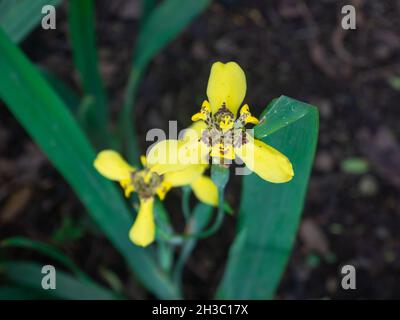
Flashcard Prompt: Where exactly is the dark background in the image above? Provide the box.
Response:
[1,0,400,299]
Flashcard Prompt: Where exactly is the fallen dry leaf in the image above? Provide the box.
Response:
[0,187,33,225]
[359,127,400,189]
[299,218,330,257]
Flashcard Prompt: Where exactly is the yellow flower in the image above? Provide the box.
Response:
[147,61,294,183]
[93,150,217,247]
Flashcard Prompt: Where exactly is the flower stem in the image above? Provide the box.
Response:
[181,186,192,221]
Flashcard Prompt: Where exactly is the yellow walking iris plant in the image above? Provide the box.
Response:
[93,150,217,247]
[147,61,294,183]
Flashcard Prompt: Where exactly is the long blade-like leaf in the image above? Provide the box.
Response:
[1,236,89,282]
[0,285,48,300]
[68,0,109,147]
[0,28,179,299]
[119,0,211,163]
[217,96,319,299]
[0,0,62,43]
[1,261,116,300]
[40,69,80,113]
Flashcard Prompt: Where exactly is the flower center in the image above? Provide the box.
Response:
[131,169,163,199]
[192,101,258,159]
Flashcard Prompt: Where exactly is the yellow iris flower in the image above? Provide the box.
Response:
[147,61,294,183]
[93,147,217,247]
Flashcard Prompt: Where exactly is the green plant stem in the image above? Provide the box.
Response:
[182,186,192,221]
[156,189,227,241]
[172,236,195,292]
[117,67,143,165]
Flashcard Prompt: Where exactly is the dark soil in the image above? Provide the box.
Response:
[1,0,400,299]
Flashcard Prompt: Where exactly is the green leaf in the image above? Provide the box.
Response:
[217,96,319,299]
[389,76,400,90]
[40,69,80,113]
[0,261,117,300]
[254,96,311,139]
[0,29,179,299]
[0,0,62,43]
[119,0,211,163]
[341,157,369,174]
[154,200,174,273]
[0,285,48,300]
[1,236,89,282]
[51,216,85,245]
[68,0,109,147]
[141,0,158,25]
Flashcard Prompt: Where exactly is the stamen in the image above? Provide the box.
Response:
[219,115,234,132]
[239,104,259,125]
[191,100,211,122]
[140,155,147,167]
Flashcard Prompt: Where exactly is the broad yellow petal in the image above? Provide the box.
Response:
[147,139,210,175]
[206,61,246,116]
[191,175,218,206]
[182,121,207,142]
[164,164,207,187]
[235,135,294,183]
[94,150,135,181]
[147,139,188,174]
[129,197,155,247]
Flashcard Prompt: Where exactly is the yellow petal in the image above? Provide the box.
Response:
[156,181,172,200]
[147,139,188,174]
[182,121,207,142]
[240,104,259,125]
[129,197,155,247]
[94,150,135,181]
[164,164,207,187]
[191,175,218,206]
[206,61,246,116]
[235,135,294,183]
[147,139,210,175]
[191,100,211,122]
[140,155,147,167]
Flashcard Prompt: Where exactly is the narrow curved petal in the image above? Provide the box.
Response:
[156,181,172,200]
[164,164,207,187]
[191,175,218,206]
[129,197,155,247]
[94,150,135,181]
[206,61,246,116]
[235,135,294,183]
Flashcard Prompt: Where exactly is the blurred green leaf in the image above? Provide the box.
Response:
[141,0,158,25]
[68,0,109,148]
[51,216,85,245]
[98,266,124,295]
[0,29,179,299]
[217,96,318,299]
[40,69,80,113]
[389,76,400,90]
[0,0,62,43]
[1,236,89,282]
[154,200,174,273]
[119,0,211,163]
[0,261,117,300]
[0,285,48,300]
[341,157,369,174]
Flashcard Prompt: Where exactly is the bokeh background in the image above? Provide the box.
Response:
[1,0,400,299]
